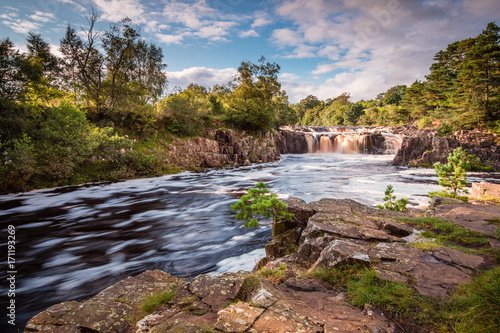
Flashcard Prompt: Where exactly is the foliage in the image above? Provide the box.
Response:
[377,185,408,212]
[418,116,433,129]
[437,121,453,136]
[433,147,479,198]
[140,285,177,313]
[224,57,284,132]
[157,84,213,136]
[258,264,288,283]
[230,181,293,228]
[0,134,37,192]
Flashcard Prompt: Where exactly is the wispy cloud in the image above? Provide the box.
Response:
[166,67,236,91]
[28,11,56,23]
[91,0,145,23]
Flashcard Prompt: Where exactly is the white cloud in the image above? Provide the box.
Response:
[239,29,259,38]
[271,28,302,47]
[162,0,217,29]
[157,33,185,45]
[29,11,56,23]
[3,19,42,34]
[272,0,500,102]
[251,17,272,28]
[166,67,236,91]
[91,0,145,23]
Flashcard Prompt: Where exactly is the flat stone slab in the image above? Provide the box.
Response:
[431,247,485,269]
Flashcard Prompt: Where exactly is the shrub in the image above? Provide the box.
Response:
[433,147,478,198]
[230,181,293,228]
[418,116,432,129]
[377,185,408,212]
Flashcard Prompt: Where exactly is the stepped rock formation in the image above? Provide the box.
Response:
[25,198,500,333]
[391,128,500,170]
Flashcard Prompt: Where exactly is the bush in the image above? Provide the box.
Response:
[437,122,453,136]
[433,147,478,198]
[230,181,293,228]
[377,185,408,212]
[0,134,37,193]
[418,116,432,129]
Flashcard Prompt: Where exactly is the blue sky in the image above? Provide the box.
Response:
[1,0,499,102]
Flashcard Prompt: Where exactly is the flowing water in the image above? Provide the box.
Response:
[1,153,500,331]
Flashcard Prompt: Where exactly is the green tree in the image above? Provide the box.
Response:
[0,38,25,101]
[230,181,293,228]
[377,185,407,212]
[453,22,500,127]
[433,147,479,198]
[382,85,407,106]
[225,56,282,132]
[157,84,213,136]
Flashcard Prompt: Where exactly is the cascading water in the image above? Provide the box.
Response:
[292,126,402,154]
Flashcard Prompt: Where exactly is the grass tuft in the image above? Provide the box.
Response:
[140,284,177,313]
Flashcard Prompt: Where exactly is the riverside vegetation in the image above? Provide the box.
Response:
[1,16,499,194]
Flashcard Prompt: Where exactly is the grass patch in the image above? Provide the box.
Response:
[259,264,288,283]
[140,285,177,313]
[234,274,262,302]
[300,261,368,288]
[447,267,500,333]
[397,217,491,247]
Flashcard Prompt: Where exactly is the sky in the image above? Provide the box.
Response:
[1,0,499,103]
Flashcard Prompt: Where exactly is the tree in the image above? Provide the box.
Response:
[157,84,213,136]
[453,22,500,127]
[226,56,282,132]
[230,181,293,228]
[433,147,479,198]
[382,85,407,106]
[60,10,167,119]
[0,38,25,101]
[377,185,407,212]
[60,10,105,113]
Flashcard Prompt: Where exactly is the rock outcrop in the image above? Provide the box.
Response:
[392,129,500,170]
[26,198,500,333]
[167,129,281,170]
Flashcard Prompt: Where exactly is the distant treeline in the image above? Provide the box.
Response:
[0,12,498,193]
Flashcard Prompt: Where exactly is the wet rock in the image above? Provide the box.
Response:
[283,197,315,226]
[187,272,246,311]
[471,181,500,199]
[430,196,464,208]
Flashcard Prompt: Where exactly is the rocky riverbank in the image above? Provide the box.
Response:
[25,197,500,333]
[392,127,500,171]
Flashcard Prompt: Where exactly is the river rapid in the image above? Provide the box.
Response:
[1,153,500,330]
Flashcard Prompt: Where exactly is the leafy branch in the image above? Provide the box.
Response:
[230,181,293,228]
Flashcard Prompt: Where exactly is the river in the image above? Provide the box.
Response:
[1,153,499,331]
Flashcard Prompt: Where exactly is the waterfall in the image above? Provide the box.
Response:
[299,127,402,154]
